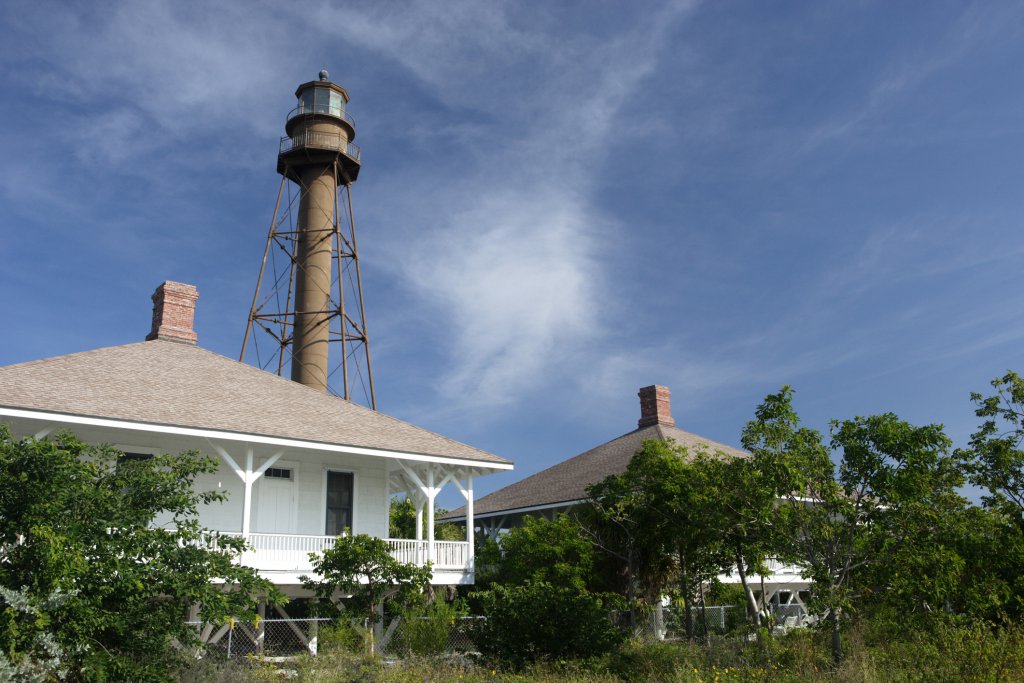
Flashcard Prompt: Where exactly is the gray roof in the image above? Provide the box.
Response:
[443,422,745,518]
[0,340,510,465]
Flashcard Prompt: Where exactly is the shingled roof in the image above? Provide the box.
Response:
[443,385,745,519]
[0,340,509,465]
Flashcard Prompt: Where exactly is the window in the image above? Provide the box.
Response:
[117,452,153,464]
[329,90,345,117]
[325,471,353,536]
[264,467,292,480]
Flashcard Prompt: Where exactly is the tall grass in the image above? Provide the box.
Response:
[176,620,1024,682]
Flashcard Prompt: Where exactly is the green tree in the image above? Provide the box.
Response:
[742,387,870,663]
[700,448,787,629]
[388,496,464,541]
[489,514,595,590]
[583,465,673,631]
[832,413,967,621]
[0,427,272,682]
[473,581,623,667]
[301,533,432,649]
[590,440,731,640]
[960,371,1024,622]
[742,388,981,663]
[966,371,1024,526]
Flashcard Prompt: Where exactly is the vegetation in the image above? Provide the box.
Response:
[8,369,1024,681]
[301,533,432,649]
[389,496,464,541]
[472,581,624,666]
[0,427,272,682]
[175,621,1024,682]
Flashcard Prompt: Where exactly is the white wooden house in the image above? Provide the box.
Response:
[0,282,512,596]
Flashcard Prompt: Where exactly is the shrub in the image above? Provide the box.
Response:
[603,639,695,682]
[318,620,372,655]
[397,599,466,657]
[472,581,624,667]
[869,619,1024,682]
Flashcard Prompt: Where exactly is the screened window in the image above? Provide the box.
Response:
[117,452,153,464]
[325,471,353,536]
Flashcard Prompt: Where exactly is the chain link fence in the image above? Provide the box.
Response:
[186,618,330,658]
[185,603,811,661]
[382,615,484,656]
[613,604,810,640]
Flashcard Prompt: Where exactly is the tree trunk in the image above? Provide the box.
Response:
[699,585,711,646]
[680,547,694,641]
[830,608,843,666]
[735,547,761,628]
[626,548,637,634]
[759,573,769,626]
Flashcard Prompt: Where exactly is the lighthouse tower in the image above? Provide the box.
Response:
[241,70,376,409]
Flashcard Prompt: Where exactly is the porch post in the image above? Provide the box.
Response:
[383,461,391,538]
[426,469,436,565]
[241,449,254,537]
[415,498,424,541]
[256,600,266,655]
[465,476,474,568]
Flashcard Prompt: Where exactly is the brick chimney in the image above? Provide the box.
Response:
[146,281,199,345]
[638,385,675,428]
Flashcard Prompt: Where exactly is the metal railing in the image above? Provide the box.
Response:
[286,103,357,129]
[279,131,361,162]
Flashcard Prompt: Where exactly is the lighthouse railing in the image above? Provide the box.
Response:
[279,132,361,162]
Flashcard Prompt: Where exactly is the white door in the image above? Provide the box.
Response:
[255,469,295,533]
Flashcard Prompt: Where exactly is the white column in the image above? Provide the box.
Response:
[465,476,474,567]
[383,461,391,538]
[241,449,254,537]
[211,444,281,538]
[426,469,436,565]
[415,498,424,541]
[256,601,266,655]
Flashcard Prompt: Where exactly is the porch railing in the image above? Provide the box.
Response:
[716,558,806,584]
[211,532,470,573]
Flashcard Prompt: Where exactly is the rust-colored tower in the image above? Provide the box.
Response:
[241,70,376,408]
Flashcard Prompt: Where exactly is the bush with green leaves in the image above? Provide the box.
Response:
[301,533,432,654]
[0,427,273,682]
[472,581,623,667]
[397,598,466,657]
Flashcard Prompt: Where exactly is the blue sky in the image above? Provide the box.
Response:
[2,1,1024,506]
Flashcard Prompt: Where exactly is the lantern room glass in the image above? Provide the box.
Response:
[299,87,345,117]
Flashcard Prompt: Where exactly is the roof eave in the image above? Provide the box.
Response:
[0,406,514,471]
[441,498,587,523]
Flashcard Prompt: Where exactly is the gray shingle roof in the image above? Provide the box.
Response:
[0,340,509,465]
[443,423,745,518]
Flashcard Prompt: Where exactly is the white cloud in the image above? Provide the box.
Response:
[0,0,704,416]
[397,188,605,407]
[295,1,701,413]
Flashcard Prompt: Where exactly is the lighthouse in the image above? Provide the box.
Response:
[242,70,376,408]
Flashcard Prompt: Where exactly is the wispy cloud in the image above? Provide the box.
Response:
[800,3,1024,153]
[2,1,295,164]
[281,1,702,413]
